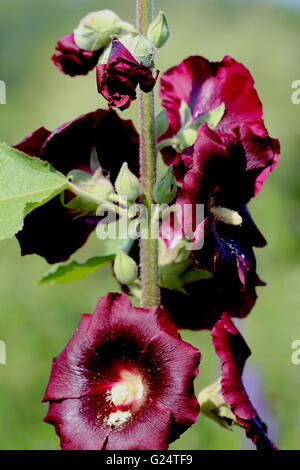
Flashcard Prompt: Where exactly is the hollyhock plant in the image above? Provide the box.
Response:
[0,0,281,452]
[52,33,103,77]
[43,293,201,450]
[96,39,158,110]
[158,55,280,183]
[211,313,277,450]
[14,109,139,263]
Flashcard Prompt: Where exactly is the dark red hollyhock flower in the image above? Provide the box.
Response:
[43,293,200,450]
[14,109,139,264]
[211,313,277,450]
[177,124,270,285]
[158,56,279,183]
[161,273,260,331]
[96,39,158,110]
[52,33,103,77]
[159,206,265,329]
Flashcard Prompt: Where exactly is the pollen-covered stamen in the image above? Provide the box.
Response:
[109,370,144,408]
[210,206,243,226]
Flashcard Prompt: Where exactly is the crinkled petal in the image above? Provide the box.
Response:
[52,33,102,77]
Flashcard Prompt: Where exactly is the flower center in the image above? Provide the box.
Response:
[210,206,243,226]
[110,370,144,408]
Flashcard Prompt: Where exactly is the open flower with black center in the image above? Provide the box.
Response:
[158,55,279,182]
[96,39,158,110]
[52,33,103,77]
[211,313,277,450]
[42,293,201,450]
[14,109,139,264]
[176,124,269,286]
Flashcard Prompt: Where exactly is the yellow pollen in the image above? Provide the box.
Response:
[105,410,132,428]
[110,371,144,407]
[210,206,243,226]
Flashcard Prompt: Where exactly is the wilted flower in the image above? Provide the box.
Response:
[211,313,277,450]
[52,33,103,77]
[43,293,201,450]
[96,39,158,110]
[14,109,139,263]
[158,55,279,182]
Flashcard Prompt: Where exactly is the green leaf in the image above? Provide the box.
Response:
[0,143,68,241]
[158,102,226,153]
[160,258,213,293]
[180,267,213,284]
[38,255,115,285]
[160,259,192,292]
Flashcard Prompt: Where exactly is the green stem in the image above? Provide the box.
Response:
[137,0,160,308]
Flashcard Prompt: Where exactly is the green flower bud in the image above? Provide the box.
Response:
[68,168,114,204]
[198,378,236,430]
[153,166,177,204]
[120,33,155,67]
[147,11,170,49]
[74,9,135,51]
[113,249,138,285]
[115,162,142,201]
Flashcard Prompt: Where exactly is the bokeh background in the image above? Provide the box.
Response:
[0,0,300,450]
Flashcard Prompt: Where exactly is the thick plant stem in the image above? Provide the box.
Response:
[137,0,160,308]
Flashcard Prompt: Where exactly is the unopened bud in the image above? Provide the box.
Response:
[74,9,134,51]
[120,33,155,67]
[113,249,138,285]
[153,166,177,204]
[147,12,170,49]
[115,162,142,201]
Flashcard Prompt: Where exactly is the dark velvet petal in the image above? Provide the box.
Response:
[161,273,258,331]
[16,197,98,264]
[14,109,139,263]
[43,293,200,450]
[211,314,277,450]
[44,398,110,450]
[14,127,51,157]
[52,33,102,77]
[97,39,157,110]
[158,56,279,184]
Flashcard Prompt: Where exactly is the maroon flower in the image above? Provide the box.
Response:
[14,109,139,264]
[158,210,263,330]
[96,39,158,110]
[161,274,260,331]
[211,313,277,450]
[52,33,103,77]
[43,293,200,450]
[158,56,279,183]
[176,123,270,285]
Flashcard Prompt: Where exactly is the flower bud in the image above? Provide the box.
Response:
[153,166,177,204]
[120,33,155,67]
[198,379,236,430]
[113,249,138,285]
[147,12,170,49]
[115,162,142,201]
[74,9,134,51]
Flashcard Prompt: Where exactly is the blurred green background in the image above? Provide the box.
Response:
[0,0,300,450]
